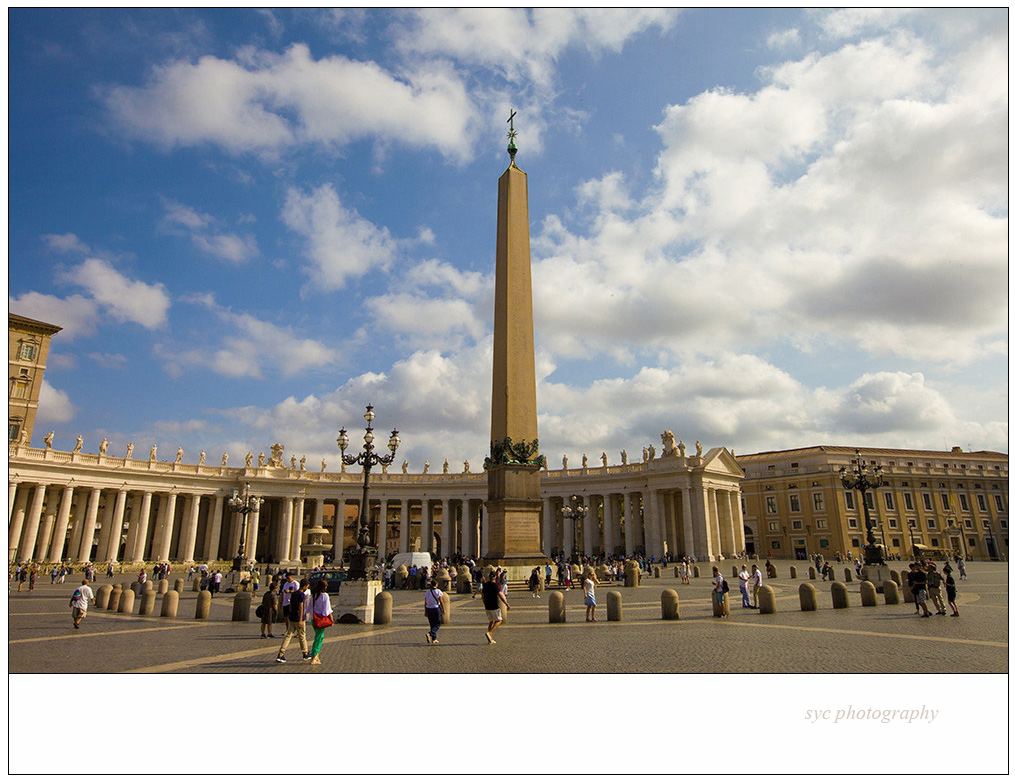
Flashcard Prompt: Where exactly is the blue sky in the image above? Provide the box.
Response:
[8,8,1008,471]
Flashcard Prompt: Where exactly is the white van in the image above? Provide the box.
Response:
[391,552,433,570]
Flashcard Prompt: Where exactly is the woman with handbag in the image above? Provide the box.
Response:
[423,578,444,644]
[309,579,334,665]
[259,581,278,638]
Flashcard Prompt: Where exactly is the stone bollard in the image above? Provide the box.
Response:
[195,590,212,620]
[108,584,122,611]
[130,581,141,597]
[661,589,680,620]
[607,591,623,621]
[192,578,201,592]
[231,591,251,621]
[769,564,778,578]
[711,591,726,617]
[654,566,661,579]
[799,582,818,611]
[158,578,169,594]
[595,564,609,583]
[883,580,900,604]
[758,584,776,614]
[436,567,451,592]
[143,580,155,593]
[790,566,797,579]
[860,580,877,607]
[118,589,135,614]
[160,590,179,618]
[624,560,641,587]
[902,582,916,604]
[439,592,451,624]
[844,568,853,582]
[374,591,392,624]
[139,591,157,616]
[95,584,113,610]
[732,566,738,578]
[457,574,472,594]
[830,581,849,609]
[889,570,901,586]
[394,565,408,589]
[549,591,566,623]
[673,567,680,579]
[693,565,700,578]
[174,578,185,594]
[808,566,817,580]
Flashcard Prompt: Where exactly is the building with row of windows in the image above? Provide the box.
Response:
[8,314,61,446]
[737,446,1008,561]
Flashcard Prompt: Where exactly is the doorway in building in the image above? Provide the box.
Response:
[743,525,755,556]
[793,546,807,560]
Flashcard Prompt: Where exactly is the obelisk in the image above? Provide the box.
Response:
[483,110,546,575]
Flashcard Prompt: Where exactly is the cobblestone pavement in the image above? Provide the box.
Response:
[8,560,1007,674]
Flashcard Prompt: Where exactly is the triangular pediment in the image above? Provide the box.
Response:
[701,447,745,478]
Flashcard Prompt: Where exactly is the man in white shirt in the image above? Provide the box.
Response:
[70,579,96,629]
[280,572,299,632]
[738,565,752,608]
[751,564,763,609]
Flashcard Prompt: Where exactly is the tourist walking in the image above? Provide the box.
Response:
[943,566,959,616]
[28,567,37,592]
[911,564,932,617]
[528,567,542,598]
[276,578,311,663]
[308,579,334,665]
[280,572,299,633]
[926,563,946,615]
[680,558,690,585]
[712,566,729,618]
[737,564,752,608]
[482,569,510,644]
[424,578,444,644]
[259,581,278,638]
[69,579,95,629]
[583,569,599,622]
[750,563,763,609]
[956,557,967,580]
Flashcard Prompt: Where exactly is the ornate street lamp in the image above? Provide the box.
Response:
[907,519,917,560]
[839,449,885,565]
[227,482,263,571]
[338,404,400,581]
[561,495,586,564]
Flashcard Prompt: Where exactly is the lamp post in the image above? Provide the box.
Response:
[984,520,995,561]
[338,404,400,581]
[839,449,885,565]
[227,482,263,571]
[561,495,586,564]
[907,519,917,559]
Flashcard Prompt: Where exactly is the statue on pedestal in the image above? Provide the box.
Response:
[582,454,588,469]
[222,452,229,467]
[269,443,285,468]
[245,452,253,467]
[175,447,183,464]
[601,452,608,467]
[463,460,470,473]
[443,459,450,474]
[149,444,157,461]
[44,431,54,450]
[648,444,656,460]
[660,430,676,456]
[321,458,327,473]
[73,436,83,454]
[402,459,408,474]
[381,462,388,474]
[99,438,109,456]
[198,450,206,466]
[423,460,430,474]
[695,440,702,457]
[258,452,266,467]
[562,455,568,470]
[621,449,628,465]
[678,440,686,458]
[642,447,648,463]
[299,455,306,472]
[125,442,133,459]
[290,455,297,470]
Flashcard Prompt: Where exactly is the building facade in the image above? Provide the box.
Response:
[738,446,1008,562]
[8,313,62,446]
[7,438,743,566]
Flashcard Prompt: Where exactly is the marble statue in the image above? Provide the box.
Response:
[270,443,285,468]
[678,440,686,458]
[423,460,430,474]
[99,438,109,456]
[44,431,54,449]
[402,460,408,474]
[245,452,253,467]
[562,455,568,470]
[222,452,229,467]
[443,459,450,474]
[321,459,327,473]
[175,447,183,464]
[299,455,306,471]
[601,452,608,467]
[198,450,206,466]
[620,449,628,465]
[642,447,648,463]
[73,436,83,454]
[463,460,470,473]
[258,452,266,467]
[149,444,157,461]
[648,444,656,460]
[125,442,133,459]
[660,430,676,456]
[695,440,702,457]
[582,454,588,469]
[290,455,297,470]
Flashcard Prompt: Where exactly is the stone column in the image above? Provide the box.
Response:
[94,493,116,564]
[480,504,489,557]
[179,493,202,564]
[679,489,693,559]
[289,497,305,564]
[732,490,746,554]
[105,489,129,563]
[77,488,103,562]
[563,498,574,558]
[245,504,261,564]
[154,492,179,562]
[377,498,388,560]
[642,490,660,560]
[624,493,635,558]
[278,497,293,565]
[16,483,47,562]
[8,487,29,563]
[700,487,717,561]
[122,495,141,565]
[398,499,409,554]
[448,499,460,558]
[67,495,87,562]
[440,499,450,558]
[542,498,553,557]
[421,500,432,554]
[333,498,346,560]
[48,485,75,562]
[583,496,595,558]
[34,486,60,562]
[603,493,615,558]
[204,494,225,562]
[130,492,153,562]
[722,490,737,556]
[9,481,18,525]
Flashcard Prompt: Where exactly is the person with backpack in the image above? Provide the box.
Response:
[275,578,311,664]
[712,566,729,618]
[423,578,444,644]
[69,579,95,629]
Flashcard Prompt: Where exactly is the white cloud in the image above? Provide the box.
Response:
[36,380,76,425]
[59,258,170,329]
[161,200,259,264]
[282,183,397,291]
[767,28,801,49]
[42,233,91,254]
[86,352,128,369]
[7,292,98,339]
[103,43,477,162]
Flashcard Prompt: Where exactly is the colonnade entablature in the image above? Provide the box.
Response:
[9,440,744,567]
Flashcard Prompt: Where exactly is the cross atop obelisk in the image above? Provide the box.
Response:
[483,109,545,571]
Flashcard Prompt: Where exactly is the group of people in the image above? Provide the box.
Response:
[710,563,765,617]
[907,560,960,618]
[260,571,333,665]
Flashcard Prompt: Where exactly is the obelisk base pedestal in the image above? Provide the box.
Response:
[335,579,382,624]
